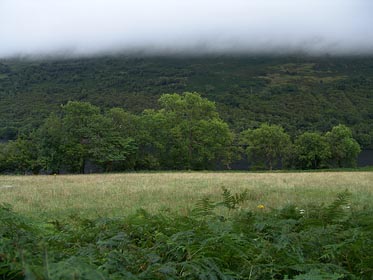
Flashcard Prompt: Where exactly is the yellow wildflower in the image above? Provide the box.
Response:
[257,204,265,209]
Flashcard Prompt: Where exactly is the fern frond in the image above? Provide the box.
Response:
[323,190,352,223]
[220,187,249,210]
[234,190,249,205]
[192,197,216,216]
[221,187,235,210]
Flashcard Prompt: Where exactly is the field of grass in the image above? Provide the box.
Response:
[1,171,372,219]
[2,171,373,279]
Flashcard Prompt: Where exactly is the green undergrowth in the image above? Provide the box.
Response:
[1,188,372,279]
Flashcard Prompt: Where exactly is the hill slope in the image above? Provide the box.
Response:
[1,55,373,147]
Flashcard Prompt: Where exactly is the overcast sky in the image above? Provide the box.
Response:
[0,0,372,58]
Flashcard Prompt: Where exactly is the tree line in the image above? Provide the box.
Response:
[0,92,361,174]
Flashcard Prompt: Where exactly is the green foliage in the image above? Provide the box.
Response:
[326,125,361,168]
[293,126,361,170]
[220,186,248,210]
[1,55,371,172]
[288,269,344,280]
[294,132,331,169]
[241,124,292,170]
[0,136,40,174]
[36,101,137,173]
[322,189,352,224]
[193,187,249,215]
[1,96,363,173]
[192,197,216,216]
[1,56,373,150]
[37,113,68,173]
[116,92,234,170]
[157,92,234,169]
[1,190,372,279]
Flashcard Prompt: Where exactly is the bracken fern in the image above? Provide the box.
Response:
[1,190,372,279]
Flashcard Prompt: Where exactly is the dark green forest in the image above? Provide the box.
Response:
[0,55,372,173]
[1,55,373,147]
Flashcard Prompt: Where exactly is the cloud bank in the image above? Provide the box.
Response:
[0,0,372,58]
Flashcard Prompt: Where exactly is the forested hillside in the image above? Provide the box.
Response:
[1,55,373,148]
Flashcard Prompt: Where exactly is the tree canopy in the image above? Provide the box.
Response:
[326,125,361,168]
[37,101,137,173]
[294,132,330,169]
[240,124,291,170]
[0,94,363,173]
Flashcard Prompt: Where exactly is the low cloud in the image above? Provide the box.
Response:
[0,0,372,58]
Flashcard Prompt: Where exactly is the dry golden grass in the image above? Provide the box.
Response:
[1,172,372,218]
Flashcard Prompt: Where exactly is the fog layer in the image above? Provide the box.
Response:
[0,0,372,58]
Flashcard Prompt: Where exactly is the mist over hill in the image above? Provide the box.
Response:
[2,1,372,146]
[1,0,372,58]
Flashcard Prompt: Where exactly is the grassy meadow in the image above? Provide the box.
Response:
[1,171,372,219]
[2,171,373,279]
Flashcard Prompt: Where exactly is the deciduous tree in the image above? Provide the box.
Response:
[325,124,361,167]
[157,92,234,169]
[294,132,330,169]
[38,101,136,173]
[241,124,291,170]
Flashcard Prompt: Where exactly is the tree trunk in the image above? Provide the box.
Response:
[81,158,85,174]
